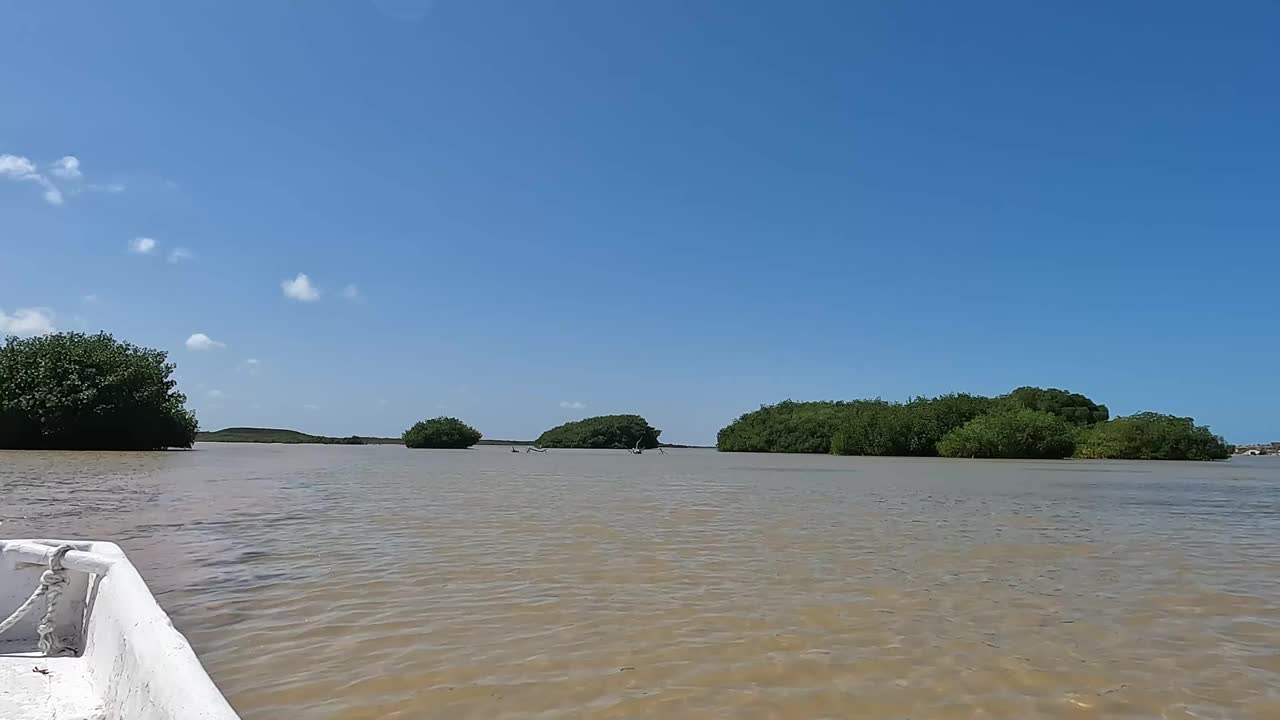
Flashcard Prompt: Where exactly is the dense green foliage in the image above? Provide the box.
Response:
[1005,386,1109,426]
[829,394,995,456]
[197,427,400,444]
[937,408,1077,459]
[1074,413,1230,460]
[721,394,993,455]
[0,332,197,450]
[536,414,661,449]
[718,386,1224,460]
[716,400,851,453]
[403,417,483,449]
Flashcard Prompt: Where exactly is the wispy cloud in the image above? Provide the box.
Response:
[207,389,226,399]
[167,247,193,264]
[341,283,361,301]
[129,237,157,255]
[1,154,63,205]
[237,357,261,375]
[83,294,100,304]
[282,273,320,302]
[0,153,122,204]
[49,156,81,180]
[185,333,226,351]
[303,403,320,411]
[0,307,56,337]
[559,400,587,409]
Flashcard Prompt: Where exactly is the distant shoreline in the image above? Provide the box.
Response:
[195,427,711,448]
[195,428,532,446]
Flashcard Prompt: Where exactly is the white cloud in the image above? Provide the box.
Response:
[0,153,63,205]
[377,398,389,407]
[167,247,193,264]
[0,155,37,178]
[129,237,157,255]
[245,357,259,365]
[207,389,225,399]
[42,186,64,205]
[49,156,81,180]
[303,403,320,411]
[83,294,100,304]
[281,273,320,302]
[238,357,261,375]
[559,400,587,409]
[341,283,361,301]
[2,153,119,205]
[0,308,56,337]
[185,333,226,351]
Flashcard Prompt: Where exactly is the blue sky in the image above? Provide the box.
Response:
[2,1,1277,444]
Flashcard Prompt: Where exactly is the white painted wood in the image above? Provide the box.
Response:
[0,539,241,720]
[0,644,101,720]
[2,540,118,576]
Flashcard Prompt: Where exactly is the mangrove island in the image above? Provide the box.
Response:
[403,416,483,449]
[1,332,197,450]
[536,414,662,449]
[717,387,1230,460]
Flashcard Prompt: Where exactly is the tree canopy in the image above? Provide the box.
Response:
[1074,412,1230,460]
[936,408,1077,459]
[717,387,1224,461]
[403,417,483,449]
[0,332,197,450]
[1005,386,1109,426]
[536,414,661,449]
[717,400,854,453]
[829,394,995,457]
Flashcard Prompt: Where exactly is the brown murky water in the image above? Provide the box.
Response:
[2,444,1279,719]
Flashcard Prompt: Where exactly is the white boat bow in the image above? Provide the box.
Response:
[1,539,240,720]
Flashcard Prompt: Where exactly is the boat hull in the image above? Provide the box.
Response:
[1,539,240,720]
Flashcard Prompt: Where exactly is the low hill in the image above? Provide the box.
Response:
[196,427,400,445]
[197,427,533,446]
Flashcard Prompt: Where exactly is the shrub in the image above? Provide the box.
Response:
[936,408,1076,459]
[1003,386,1109,426]
[730,394,994,456]
[537,414,661,449]
[718,400,858,453]
[0,332,197,450]
[830,402,915,456]
[1074,412,1229,460]
[403,417,482,449]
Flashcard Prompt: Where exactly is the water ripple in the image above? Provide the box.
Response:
[2,446,1278,718]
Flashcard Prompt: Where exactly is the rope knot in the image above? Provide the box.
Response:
[48,544,74,572]
[0,543,78,656]
[39,568,68,588]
